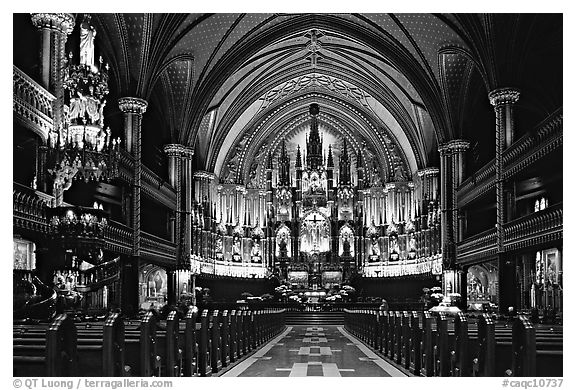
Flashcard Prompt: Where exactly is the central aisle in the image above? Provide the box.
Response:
[221,325,408,377]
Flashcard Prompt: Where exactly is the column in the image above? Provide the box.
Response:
[165,144,195,267]
[118,97,147,316]
[489,87,520,314]
[439,140,469,296]
[31,13,75,192]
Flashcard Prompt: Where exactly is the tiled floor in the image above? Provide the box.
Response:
[221,326,407,377]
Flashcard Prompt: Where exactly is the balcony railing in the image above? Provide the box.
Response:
[141,231,177,263]
[457,227,498,264]
[141,165,176,209]
[362,254,443,278]
[117,149,176,209]
[503,203,563,252]
[13,65,55,140]
[13,183,49,234]
[457,109,562,208]
[103,220,132,255]
[457,203,563,264]
[191,257,268,278]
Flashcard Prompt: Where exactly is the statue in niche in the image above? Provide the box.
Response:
[393,164,407,182]
[247,161,259,188]
[251,240,261,262]
[371,167,383,187]
[80,15,97,69]
[279,240,288,258]
[342,237,351,256]
[223,162,236,184]
[215,236,223,253]
[408,233,416,252]
[233,235,241,254]
[389,235,400,254]
[371,236,380,256]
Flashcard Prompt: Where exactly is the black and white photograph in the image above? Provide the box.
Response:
[11,8,565,382]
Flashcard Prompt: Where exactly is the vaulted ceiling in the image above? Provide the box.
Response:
[15,13,561,184]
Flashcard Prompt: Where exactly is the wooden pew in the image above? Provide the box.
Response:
[450,312,470,376]
[229,309,237,363]
[139,311,160,377]
[401,311,411,369]
[47,314,78,376]
[210,310,222,374]
[102,312,124,376]
[420,311,434,377]
[165,311,182,376]
[511,315,536,376]
[197,309,211,377]
[220,310,230,368]
[409,311,421,375]
[183,306,198,376]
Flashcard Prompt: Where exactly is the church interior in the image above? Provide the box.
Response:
[13,13,562,378]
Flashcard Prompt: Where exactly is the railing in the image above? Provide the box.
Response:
[457,109,562,208]
[457,228,498,264]
[457,203,563,263]
[213,261,268,278]
[13,65,55,141]
[103,220,132,255]
[141,231,177,262]
[363,255,443,278]
[503,109,563,179]
[117,149,176,209]
[141,165,177,209]
[13,183,49,233]
[503,203,563,252]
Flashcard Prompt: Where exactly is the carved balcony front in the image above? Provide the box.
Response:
[457,109,562,208]
[457,203,563,265]
[13,65,55,141]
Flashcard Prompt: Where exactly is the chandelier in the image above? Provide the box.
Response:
[46,15,120,205]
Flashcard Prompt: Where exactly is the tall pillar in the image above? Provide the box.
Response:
[31,13,75,191]
[439,140,469,296]
[165,144,194,266]
[118,97,147,316]
[489,87,520,313]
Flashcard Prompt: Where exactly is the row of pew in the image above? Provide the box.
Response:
[14,307,286,377]
[344,309,562,377]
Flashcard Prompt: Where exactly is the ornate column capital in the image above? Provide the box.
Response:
[417,167,439,177]
[193,170,216,180]
[438,139,470,155]
[488,88,520,107]
[31,13,75,34]
[118,97,148,114]
[164,144,194,159]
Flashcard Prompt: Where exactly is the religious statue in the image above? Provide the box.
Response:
[251,241,261,262]
[215,236,223,254]
[371,237,380,256]
[408,233,416,252]
[80,16,97,69]
[390,235,400,254]
[233,235,241,255]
